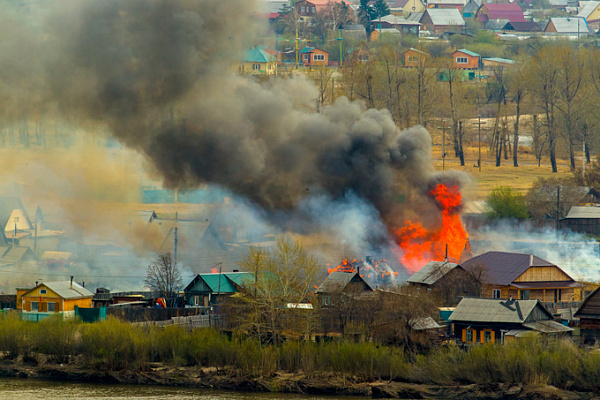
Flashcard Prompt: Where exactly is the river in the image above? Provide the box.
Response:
[0,378,363,399]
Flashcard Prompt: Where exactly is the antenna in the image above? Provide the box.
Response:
[444,244,448,262]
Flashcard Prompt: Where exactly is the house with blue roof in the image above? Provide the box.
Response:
[240,47,277,76]
[184,272,253,307]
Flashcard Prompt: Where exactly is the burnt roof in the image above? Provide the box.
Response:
[461,251,556,285]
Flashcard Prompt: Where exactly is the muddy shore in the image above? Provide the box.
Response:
[0,358,597,399]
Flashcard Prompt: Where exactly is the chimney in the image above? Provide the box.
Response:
[70,276,73,289]
[233,269,239,273]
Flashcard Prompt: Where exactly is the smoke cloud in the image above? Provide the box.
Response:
[0,0,469,283]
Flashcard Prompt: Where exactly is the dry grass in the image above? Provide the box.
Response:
[429,119,575,201]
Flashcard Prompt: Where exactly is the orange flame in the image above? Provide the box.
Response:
[394,184,467,273]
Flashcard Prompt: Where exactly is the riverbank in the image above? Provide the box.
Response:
[0,357,595,400]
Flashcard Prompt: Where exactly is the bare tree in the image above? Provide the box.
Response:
[145,253,183,307]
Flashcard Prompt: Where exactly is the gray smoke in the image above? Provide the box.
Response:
[0,0,468,259]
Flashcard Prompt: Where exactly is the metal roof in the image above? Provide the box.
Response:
[34,281,93,299]
[316,271,373,293]
[523,320,573,333]
[243,47,277,63]
[425,9,465,26]
[578,1,600,18]
[548,17,590,33]
[407,261,460,285]
[455,48,480,57]
[503,21,543,31]
[480,3,526,22]
[449,298,548,323]
[461,251,556,285]
[510,281,583,289]
[565,205,600,218]
[482,57,515,64]
[185,272,253,294]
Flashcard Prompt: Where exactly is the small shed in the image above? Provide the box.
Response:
[299,46,329,66]
[575,286,600,344]
[560,205,600,235]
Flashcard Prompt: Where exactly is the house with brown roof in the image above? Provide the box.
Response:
[300,46,329,66]
[476,3,526,23]
[449,298,573,344]
[461,251,583,307]
[502,21,542,32]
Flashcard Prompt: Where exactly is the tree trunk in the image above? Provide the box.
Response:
[513,93,521,167]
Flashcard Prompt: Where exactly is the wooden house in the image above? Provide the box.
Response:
[294,0,345,21]
[419,9,465,33]
[545,17,591,36]
[449,298,573,344]
[452,49,480,69]
[407,260,480,305]
[184,272,253,307]
[578,1,600,29]
[299,46,329,66]
[240,47,278,76]
[461,251,583,306]
[501,21,542,32]
[17,279,93,315]
[462,0,481,18]
[560,206,600,235]
[316,271,374,306]
[402,48,428,67]
[574,286,600,343]
[426,0,468,9]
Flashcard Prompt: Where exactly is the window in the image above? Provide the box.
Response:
[252,63,260,71]
[492,289,501,299]
[31,301,38,312]
[303,54,308,60]
[358,54,369,62]
[484,331,492,343]
[301,6,305,12]
[408,55,419,62]
[193,295,200,306]
[520,290,530,300]
[312,6,315,12]
[466,329,473,342]
[456,57,468,64]
[47,302,55,312]
[40,289,47,294]
[313,54,325,61]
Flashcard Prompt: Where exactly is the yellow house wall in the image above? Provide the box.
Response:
[514,266,571,282]
[21,284,92,312]
[403,0,425,14]
[239,61,277,75]
[587,7,600,21]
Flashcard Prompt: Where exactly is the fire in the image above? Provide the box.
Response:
[328,257,398,281]
[394,184,468,273]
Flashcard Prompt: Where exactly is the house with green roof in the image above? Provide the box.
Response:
[184,272,253,307]
[452,48,480,70]
[239,47,277,76]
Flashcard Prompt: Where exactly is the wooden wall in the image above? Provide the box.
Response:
[514,266,571,282]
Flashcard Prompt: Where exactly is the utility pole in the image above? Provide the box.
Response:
[478,114,482,172]
[295,28,299,69]
[556,185,560,242]
[583,140,586,176]
[337,29,343,67]
[442,119,446,171]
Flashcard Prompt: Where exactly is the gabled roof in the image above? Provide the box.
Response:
[391,0,410,7]
[482,57,515,64]
[449,298,552,323]
[461,251,557,285]
[407,261,461,285]
[425,8,465,26]
[547,17,590,33]
[403,47,427,55]
[427,0,468,5]
[316,271,373,294]
[565,205,600,218]
[502,21,542,31]
[479,3,526,22]
[243,47,277,63]
[184,272,253,294]
[0,246,34,265]
[454,48,480,57]
[485,18,510,30]
[578,0,600,17]
[575,285,600,318]
[24,281,93,300]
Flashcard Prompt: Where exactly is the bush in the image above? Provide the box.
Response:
[486,186,529,220]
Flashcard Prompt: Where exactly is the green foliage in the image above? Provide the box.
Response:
[33,315,80,363]
[486,186,529,220]
[0,313,32,359]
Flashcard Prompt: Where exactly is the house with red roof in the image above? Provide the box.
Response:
[461,251,583,306]
[476,3,526,23]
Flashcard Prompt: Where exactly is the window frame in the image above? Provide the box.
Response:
[456,56,468,64]
[31,301,39,312]
[466,329,473,342]
[252,63,261,71]
[484,330,492,343]
[313,54,325,61]
[492,289,501,299]
[47,302,55,312]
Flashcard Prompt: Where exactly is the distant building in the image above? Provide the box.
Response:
[419,8,465,33]
[402,48,428,67]
[545,17,591,37]
[476,3,526,23]
[389,0,425,15]
[184,272,253,307]
[17,280,93,317]
[449,298,573,344]
[299,46,329,66]
[452,49,480,69]
[560,205,600,235]
[240,47,278,76]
